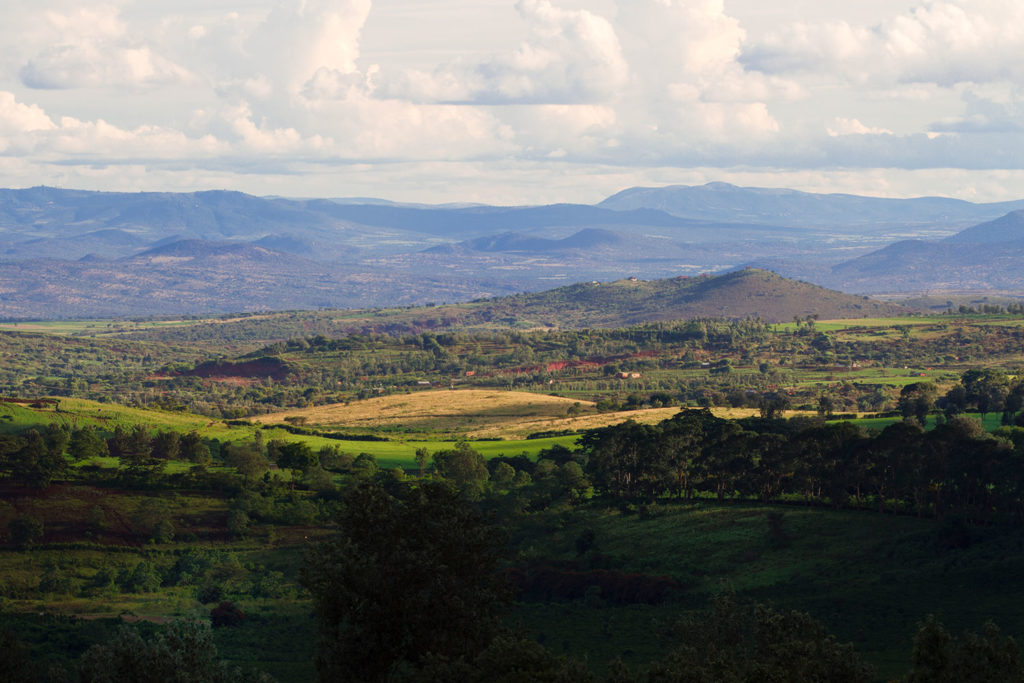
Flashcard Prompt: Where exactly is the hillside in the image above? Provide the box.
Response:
[825,210,1024,293]
[946,210,1024,244]
[466,269,908,327]
[89,269,908,344]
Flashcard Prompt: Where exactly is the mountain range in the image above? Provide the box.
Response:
[817,210,1024,294]
[2,183,1024,317]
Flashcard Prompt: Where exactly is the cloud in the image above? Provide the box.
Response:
[827,118,894,136]
[0,92,56,135]
[744,0,1024,87]
[19,4,192,89]
[608,0,793,148]
[928,87,1024,134]
[246,0,373,99]
[378,0,627,105]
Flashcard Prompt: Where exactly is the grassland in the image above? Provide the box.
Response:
[511,502,1024,679]
[0,395,584,468]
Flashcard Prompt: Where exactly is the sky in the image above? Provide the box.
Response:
[1,0,1023,204]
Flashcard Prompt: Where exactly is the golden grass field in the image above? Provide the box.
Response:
[253,389,791,439]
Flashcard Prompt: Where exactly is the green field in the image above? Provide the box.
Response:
[0,397,579,469]
[510,502,1024,679]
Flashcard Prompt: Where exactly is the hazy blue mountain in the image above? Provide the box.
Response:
[821,210,1024,293]
[599,182,1024,228]
[946,210,1024,244]
[2,184,1024,317]
[457,228,626,253]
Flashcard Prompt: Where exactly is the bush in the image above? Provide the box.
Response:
[38,564,76,595]
[196,584,222,604]
[151,519,175,544]
[226,510,250,538]
[117,561,162,593]
[210,601,245,628]
[8,515,43,547]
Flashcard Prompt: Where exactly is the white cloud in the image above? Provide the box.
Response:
[19,4,192,89]
[744,0,1024,87]
[378,0,627,104]
[827,117,894,136]
[245,0,373,99]
[0,92,56,135]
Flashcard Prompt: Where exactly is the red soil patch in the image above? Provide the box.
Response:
[182,356,290,381]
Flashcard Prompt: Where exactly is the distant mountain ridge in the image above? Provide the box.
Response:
[450,228,625,253]
[1,183,1024,317]
[946,210,1024,244]
[600,182,1024,228]
[821,209,1024,293]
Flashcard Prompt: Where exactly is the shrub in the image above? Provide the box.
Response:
[8,515,43,547]
[226,510,250,538]
[151,519,175,544]
[117,561,162,593]
[210,601,245,628]
[196,584,222,604]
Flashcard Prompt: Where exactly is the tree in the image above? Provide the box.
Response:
[400,636,592,683]
[118,425,163,483]
[432,443,490,500]
[415,447,430,477]
[8,514,44,547]
[11,429,66,488]
[76,620,273,682]
[818,394,835,418]
[222,442,269,485]
[0,629,44,682]
[905,616,1024,683]
[962,369,1009,420]
[150,430,181,461]
[276,442,317,487]
[180,430,211,464]
[69,426,109,461]
[647,596,874,683]
[300,481,507,682]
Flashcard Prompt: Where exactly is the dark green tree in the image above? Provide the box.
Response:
[647,596,874,683]
[8,514,44,547]
[76,620,274,682]
[69,426,109,461]
[300,481,507,682]
[899,382,937,425]
[11,429,65,488]
[432,442,489,500]
[905,616,1024,683]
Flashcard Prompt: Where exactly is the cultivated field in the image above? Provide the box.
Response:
[256,389,689,439]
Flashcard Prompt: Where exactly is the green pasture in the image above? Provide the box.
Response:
[251,427,578,468]
[0,397,579,470]
[770,316,943,333]
[842,411,1005,433]
[770,314,1024,334]
[512,501,1024,679]
[0,319,199,337]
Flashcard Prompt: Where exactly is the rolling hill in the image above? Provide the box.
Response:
[100,269,910,345]
[825,210,1024,293]
[461,269,909,327]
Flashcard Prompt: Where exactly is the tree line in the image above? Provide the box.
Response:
[578,408,1024,525]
